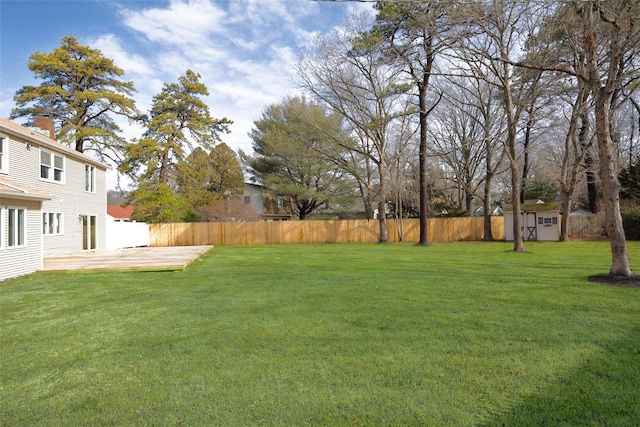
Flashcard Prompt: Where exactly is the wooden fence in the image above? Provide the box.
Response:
[149,217,506,246]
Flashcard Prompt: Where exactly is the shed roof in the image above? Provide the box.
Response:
[504,200,560,212]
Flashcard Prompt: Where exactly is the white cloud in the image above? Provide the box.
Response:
[230,0,302,28]
[119,0,227,47]
[2,0,374,190]
[89,34,154,78]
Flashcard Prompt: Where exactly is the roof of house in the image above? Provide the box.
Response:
[107,205,134,219]
[0,117,108,170]
[0,176,52,201]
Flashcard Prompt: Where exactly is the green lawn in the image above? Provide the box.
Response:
[1,241,639,426]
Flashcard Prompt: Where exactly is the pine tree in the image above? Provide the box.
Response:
[121,70,233,223]
[11,36,140,161]
[120,69,232,186]
[176,144,245,217]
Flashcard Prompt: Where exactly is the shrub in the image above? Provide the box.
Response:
[622,205,640,240]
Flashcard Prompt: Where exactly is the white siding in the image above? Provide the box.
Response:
[503,211,561,242]
[40,157,107,255]
[0,198,43,281]
[2,125,107,256]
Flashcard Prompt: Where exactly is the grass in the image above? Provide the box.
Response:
[1,241,639,426]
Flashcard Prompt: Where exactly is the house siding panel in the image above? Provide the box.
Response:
[0,198,43,281]
[41,157,107,255]
[1,120,107,257]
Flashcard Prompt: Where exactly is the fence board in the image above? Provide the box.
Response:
[149,217,507,246]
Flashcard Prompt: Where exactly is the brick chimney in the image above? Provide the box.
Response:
[34,115,56,140]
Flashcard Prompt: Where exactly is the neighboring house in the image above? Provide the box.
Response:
[107,205,134,221]
[242,183,293,221]
[0,117,108,280]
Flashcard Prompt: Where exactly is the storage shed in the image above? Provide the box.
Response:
[504,200,561,241]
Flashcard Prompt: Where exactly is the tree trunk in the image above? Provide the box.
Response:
[418,79,430,245]
[594,89,632,276]
[503,71,525,252]
[510,165,525,252]
[585,158,598,213]
[580,1,632,277]
[378,162,389,243]
[520,113,533,203]
[559,189,571,242]
[465,188,474,217]
[482,171,494,241]
[559,86,589,242]
[75,122,84,153]
[159,149,170,184]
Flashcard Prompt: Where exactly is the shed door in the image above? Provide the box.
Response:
[525,212,537,241]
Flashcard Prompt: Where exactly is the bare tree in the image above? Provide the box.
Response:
[555,81,593,241]
[296,11,411,242]
[386,99,420,240]
[366,1,458,245]
[583,1,638,275]
[513,0,639,274]
[451,0,546,251]
[565,0,639,276]
[430,80,487,216]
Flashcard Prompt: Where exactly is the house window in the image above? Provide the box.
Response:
[43,212,63,235]
[85,165,96,192]
[40,149,65,183]
[243,196,251,204]
[0,136,6,173]
[277,197,284,209]
[8,207,26,247]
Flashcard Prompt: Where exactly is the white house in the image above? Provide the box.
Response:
[0,117,108,280]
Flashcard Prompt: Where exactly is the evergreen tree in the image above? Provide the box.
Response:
[10,36,140,161]
[129,182,191,223]
[176,144,245,219]
[120,69,232,186]
[121,70,233,223]
[620,157,640,201]
[245,96,355,220]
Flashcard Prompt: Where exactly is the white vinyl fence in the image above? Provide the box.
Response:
[105,215,149,249]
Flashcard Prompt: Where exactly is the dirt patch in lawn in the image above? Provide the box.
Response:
[588,274,640,288]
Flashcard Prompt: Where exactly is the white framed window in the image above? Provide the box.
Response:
[538,216,559,227]
[43,212,63,235]
[85,164,96,193]
[7,207,26,247]
[40,149,65,183]
[0,135,7,173]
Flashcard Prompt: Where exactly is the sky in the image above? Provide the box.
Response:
[0,0,372,189]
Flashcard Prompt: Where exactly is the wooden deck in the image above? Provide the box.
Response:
[42,246,213,272]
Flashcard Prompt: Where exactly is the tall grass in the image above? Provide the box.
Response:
[1,241,638,426]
